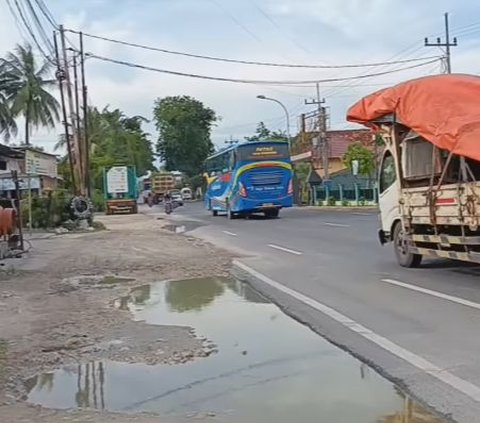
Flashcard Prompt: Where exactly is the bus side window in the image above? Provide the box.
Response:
[379,152,397,193]
[228,151,236,171]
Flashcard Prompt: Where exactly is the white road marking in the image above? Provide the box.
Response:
[233,260,480,402]
[222,230,237,237]
[382,278,480,311]
[323,222,351,228]
[353,212,373,216]
[268,244,302,255]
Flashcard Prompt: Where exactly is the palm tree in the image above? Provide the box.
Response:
[0,60,17,141]
[3,43,59,145]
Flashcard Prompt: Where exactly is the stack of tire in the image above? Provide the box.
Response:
[70,196,94,224]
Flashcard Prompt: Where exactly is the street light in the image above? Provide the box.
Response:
[256,95,292,150]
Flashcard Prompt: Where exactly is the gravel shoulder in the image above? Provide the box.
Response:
[0,210,233,423]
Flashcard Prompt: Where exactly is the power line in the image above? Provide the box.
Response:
[7,0,54,63]
[248,0,312,55]
[32,0,58,28]
[206,0,262,43]
[84,53,440,85]
[66,28,441,70]
[24,0,55,53]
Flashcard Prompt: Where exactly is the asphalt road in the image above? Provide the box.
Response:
[155,202,480,423]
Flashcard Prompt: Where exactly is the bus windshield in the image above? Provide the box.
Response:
[236,143,289,162]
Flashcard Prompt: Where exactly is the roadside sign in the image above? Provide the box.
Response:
[352,160,359,176]
[106,166,128,193]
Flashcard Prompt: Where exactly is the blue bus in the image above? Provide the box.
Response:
[204,141,293,218]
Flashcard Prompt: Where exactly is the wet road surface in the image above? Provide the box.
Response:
[152,202,480,423]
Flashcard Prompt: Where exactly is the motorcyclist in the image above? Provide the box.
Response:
[164,191,173,214]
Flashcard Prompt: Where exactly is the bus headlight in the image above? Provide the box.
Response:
[287,179,293,195]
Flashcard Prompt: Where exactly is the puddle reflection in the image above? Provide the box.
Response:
[27,278,444,423]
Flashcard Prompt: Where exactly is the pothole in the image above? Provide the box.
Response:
[26,277,445,422]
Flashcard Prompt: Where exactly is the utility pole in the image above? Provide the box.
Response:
[305,83,329,179]
[53,31,76,195]
[60,24,83,194]
[79,31,91,197]
[72,52,84,186]
[425,12,457,74]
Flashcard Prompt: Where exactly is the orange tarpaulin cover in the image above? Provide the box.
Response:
[346,74,480,162]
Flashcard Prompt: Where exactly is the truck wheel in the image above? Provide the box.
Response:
[393,222,422,268]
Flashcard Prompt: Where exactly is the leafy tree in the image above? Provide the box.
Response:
[343,142,375,177]
[245,121,288,142]
[56,106,155,190]
[0,61,17,141]
[2,44,59,145]
[153,96,217,176]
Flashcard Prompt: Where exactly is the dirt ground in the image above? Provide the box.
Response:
[0,209,233,422]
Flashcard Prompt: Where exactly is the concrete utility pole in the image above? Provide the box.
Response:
[60,24,84,194]
[305,83,329,179]
[425,12,458,74]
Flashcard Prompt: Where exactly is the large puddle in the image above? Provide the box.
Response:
[27,278,443,422]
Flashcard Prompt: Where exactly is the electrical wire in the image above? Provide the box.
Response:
[8,0,54,63]
[206,0,262,43]
[248,0,312,56]
[67,28,441,70]
[84,53,440,85]
[24,0,55,53]
[33,0,58,28]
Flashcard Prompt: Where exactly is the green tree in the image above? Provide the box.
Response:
[56,106,155,191]
[343,142,375,177]
[245,121,287,142]
[2,44,59,145]
[153,96,217,177]
[0,61,17,141]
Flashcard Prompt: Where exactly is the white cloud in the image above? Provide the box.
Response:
[1,0,479,153]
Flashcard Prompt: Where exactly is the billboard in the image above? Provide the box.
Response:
[25,149,57,177]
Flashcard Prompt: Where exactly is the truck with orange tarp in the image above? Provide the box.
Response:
[347,74,480,267]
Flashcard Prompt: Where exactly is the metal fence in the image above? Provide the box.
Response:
[313,182,379,205]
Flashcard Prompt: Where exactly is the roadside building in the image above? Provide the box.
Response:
[0,144,59,199]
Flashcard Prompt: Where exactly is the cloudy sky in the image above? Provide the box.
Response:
[1,0,480,153]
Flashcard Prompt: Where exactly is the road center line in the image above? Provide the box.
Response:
[268,244,302,255]
[233,260,480,402]
[382,278,480,311]
[222,230,237,237]
[323,222,350,228]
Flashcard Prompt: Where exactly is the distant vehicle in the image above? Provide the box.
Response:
[103,165,138,215]
[170,190,184,206]
[204,141,293,219]
[151,172,175,203]
[347,74,480,268]
[181,187,192,201]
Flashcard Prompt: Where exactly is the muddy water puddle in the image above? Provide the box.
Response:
[27,277,443,423]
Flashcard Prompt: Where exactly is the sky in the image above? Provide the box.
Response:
[1,0,480,154]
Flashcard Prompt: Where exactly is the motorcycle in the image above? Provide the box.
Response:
[164,199,173,214]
